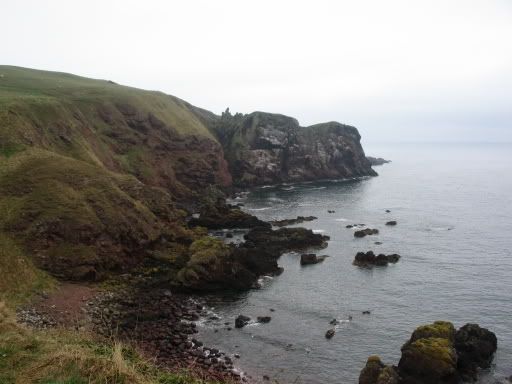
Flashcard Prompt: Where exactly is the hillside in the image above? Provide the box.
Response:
[0,66,233,283]
[0,65,376,284]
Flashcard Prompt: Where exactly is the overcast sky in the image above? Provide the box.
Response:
[3,0,512,143]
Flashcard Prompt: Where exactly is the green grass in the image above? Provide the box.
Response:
[0,303,226,384]
[0,66,213,139]
[0,233,54,306]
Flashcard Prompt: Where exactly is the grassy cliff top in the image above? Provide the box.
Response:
[0,65,213,139]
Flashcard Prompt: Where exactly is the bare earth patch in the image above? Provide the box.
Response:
[18,282,97,329]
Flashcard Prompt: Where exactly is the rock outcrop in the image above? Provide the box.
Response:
[300,253,328,265]
[359,321,498,384]
[353,251,400,267]
[270,216,318,227]
[367,157,391,166]
[355,228,380,238]
[211,110,377,187]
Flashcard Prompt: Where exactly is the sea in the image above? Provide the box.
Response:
[197,143,512,383]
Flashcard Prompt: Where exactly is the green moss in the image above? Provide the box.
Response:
[410,321,455,343]
[175,237,231,286]
[409,337,456,366]
[367,355,382,363]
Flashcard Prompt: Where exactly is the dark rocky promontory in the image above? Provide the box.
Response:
[210,110,378,187]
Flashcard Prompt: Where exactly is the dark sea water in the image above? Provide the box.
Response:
[198,143,512,383]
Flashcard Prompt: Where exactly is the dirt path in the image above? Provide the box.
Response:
[18,283,97,329]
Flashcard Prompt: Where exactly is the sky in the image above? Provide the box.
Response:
[2,0,512,143]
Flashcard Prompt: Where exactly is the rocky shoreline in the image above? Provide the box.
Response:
[15,195,501,384]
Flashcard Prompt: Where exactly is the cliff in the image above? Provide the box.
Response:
[209,109,377,187]
[0,65,376,285]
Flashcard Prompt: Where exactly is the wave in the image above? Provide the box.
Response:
[335,218,348,222]
[268,197,286,203]
[247,207,272,211]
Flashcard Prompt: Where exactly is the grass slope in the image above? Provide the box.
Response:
[0,302,224,384]
[0,66,229,281]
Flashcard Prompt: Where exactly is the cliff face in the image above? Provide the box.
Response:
[209,111,377,187]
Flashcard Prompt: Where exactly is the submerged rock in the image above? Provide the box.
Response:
[325,329,335,339]
[386,221,397,226]
[257,316,272,324]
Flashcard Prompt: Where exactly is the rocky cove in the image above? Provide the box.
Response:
[2,68,510,384]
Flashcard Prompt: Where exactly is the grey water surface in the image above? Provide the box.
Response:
[197,143,512,383]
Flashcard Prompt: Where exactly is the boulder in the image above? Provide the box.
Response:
[235,315,251,328]
[325,329,335,339]
[359,356,399,384]
[257,316,272,324]
[399,337,458,384]
[360,321,497,384]
[454,323,497,381]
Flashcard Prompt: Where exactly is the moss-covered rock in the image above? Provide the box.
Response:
[409,321,456,344]
[361,321,498,384]
[359,356,399,384]
[359,356,386,384]
[399,337,458,383]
